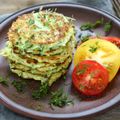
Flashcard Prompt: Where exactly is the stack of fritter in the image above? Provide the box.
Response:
[1,11,76,86]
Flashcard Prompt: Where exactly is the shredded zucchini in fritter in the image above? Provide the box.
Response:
[0,10,76,86]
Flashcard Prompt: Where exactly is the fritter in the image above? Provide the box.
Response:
[0,10,76,86]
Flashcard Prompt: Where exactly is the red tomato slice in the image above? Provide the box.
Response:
[72,60,109,96]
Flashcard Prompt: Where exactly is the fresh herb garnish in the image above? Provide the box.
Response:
[79,84,85,90]
[0,76,8,86]
[28,19,34,25]
[35,104,43,111]
[90,70,100,78]
[32,82,49,100]
[89,46,98,53]
[92,18,104,28]
[81,36,90,42]
[49,89,73,108]
[105,63,113,71]
[104,21,112,33]
[80,18,112,35]
[77,69,86,75]
[30,34,35,39]
[80,18,104,31]
[77,64,88,75]
[80,22,93,31]
[12,80,26,92]
[63,76,66,81]
[90,72,95,78]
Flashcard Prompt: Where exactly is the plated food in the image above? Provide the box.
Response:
[73,37,120,96]
[0,3,120,119]
[1,9,120,98]
[72,60,109,96]
[0,10,76,86]
[74,38,120,81]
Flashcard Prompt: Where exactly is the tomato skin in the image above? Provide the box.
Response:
[72,60,109,96]
[97,36,120,48]
[91,36,120,48]
[82,36,120,48]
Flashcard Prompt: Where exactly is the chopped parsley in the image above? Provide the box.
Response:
[12,80,26,92]
[77,64,88,75]
[79,84,85,90]
[80,18,104,31]
[90,72,95,78]
[49,89,73,108]
[32,82,49,100]
[81,36,90,42]
[35,104,43,111]
[92,18,104,28]
[90,70,100,78]
[105,63,113,71]
[89,46,98,53]
[104,21,112,33]
[0,76,8,86]
[80,22,93,30]
[80,18,112,35]
[63,76,66,81]
[28,19,34,25]
[77,69,86,75]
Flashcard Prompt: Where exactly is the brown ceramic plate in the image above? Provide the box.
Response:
[0,2,120,119]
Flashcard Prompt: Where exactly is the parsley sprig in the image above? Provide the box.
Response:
[12,80,26,92]
[104,21,112,33]
[80,18,112,34]
[49,89,73,107]
[81,36,90,42]
[89,46,98,53]
[80,18,104,30]
[32,82,49,100]
[80,22,94,31]
[28,19,34,25]
[0,76,8,86]
[77,64,88,75]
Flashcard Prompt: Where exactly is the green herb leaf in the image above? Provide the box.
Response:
[0,76,8,86]
[12,80,26,92]
[49,89,73,107]
[63,76,66,81]
[89,46,98,53]
[80,18,104,31]
[104,21,112,33]
[90,72,95,78]
[79,84,85,90]
[77,69,86,75]
[76,64,88,75]
[28,19,34,25]
[80,18,112,35]
[32,82,49,100]
[80,23,93,30]
[93,18,104,28]
[81,36,90,42]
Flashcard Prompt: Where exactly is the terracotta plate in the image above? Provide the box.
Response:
[0,2,120,119]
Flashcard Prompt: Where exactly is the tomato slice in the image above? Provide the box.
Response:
[74,38,120,81]
[72,60,109,96]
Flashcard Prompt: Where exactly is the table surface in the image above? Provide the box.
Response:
[0,0,120,120]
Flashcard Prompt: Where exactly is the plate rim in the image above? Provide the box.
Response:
[0,2,120,24]
[0,2,120,119]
